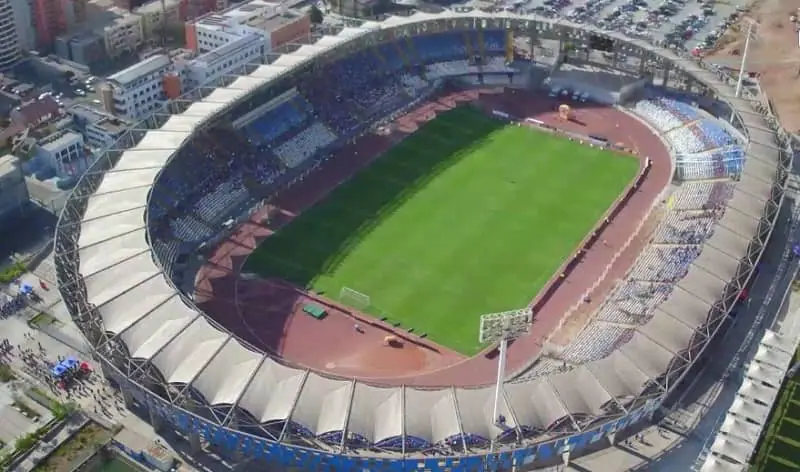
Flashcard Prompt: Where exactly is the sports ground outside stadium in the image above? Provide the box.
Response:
[244,107,639,354]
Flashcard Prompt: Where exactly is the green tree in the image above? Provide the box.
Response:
[14,433,37,452]
[309,4,324,24]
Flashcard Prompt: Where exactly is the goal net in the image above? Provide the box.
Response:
[339,287,371,311]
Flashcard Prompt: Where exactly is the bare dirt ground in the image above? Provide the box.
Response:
[706,0,800,131]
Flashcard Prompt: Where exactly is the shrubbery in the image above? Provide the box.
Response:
[0,262,26,284]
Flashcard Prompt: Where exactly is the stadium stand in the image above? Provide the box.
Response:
[274,122,338,168]
[634,95,745,180]
[521,176,741,379]
[54,11,787,466]
[245,95,313,145]
[412,33,468,63]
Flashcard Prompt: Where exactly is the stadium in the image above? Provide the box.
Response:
[53,9,791,472]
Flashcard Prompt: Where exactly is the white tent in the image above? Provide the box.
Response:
[699,456,747,472]
[719,414,762,446]
[710,435,753,466]
[738,378,778,407]
[729,396,769,425]
[761,330,796,356]
[753,345,792,371]
[745,360,784,389]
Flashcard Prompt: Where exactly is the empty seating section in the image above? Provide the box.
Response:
[548,174,741,367]
[149,124,286,250]
[651,210,719,244]
[613,281,673,315]
[484,57,512,71]
[483,30,506,54]
[656,97,701,122]
[170,214,216,242]
[511,357,574,382]
[298,76,361,135]
[151,240,181,274]
[376,43,406,72]
[192,180,250,222]
[274,122,337,168]
[633,100,683,132]
[426,60,471,78]
[677,145,745,180]
[245,96,312,144]
[720,147,746,175]
[559,326,635,363]
[353,79,412,121]
[666,127,705,154]
[628,246,701,282]
[595,282,672,324]
[670,181,736,210]
[692,119,737,148]
[399,74,429,97]
[412,33,467,63]
[634,97,744,180]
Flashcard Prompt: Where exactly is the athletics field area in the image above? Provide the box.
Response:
[244,107,639,354]
[750,348,800,472]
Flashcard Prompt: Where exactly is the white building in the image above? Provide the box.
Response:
[184,33,265,90]
[135,0,183,44]
[36,131,87,179]
[0,0,21,69]
[101,8,145,58]
[98,1,309,121]
[69,104,129,150]
[102,54,175,120]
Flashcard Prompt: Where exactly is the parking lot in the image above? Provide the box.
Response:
[472,0,749,55]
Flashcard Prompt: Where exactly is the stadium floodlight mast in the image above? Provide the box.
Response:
[479,309,532,424]
[735,18,758,98]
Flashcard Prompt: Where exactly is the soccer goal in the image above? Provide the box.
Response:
[339,287,371,310]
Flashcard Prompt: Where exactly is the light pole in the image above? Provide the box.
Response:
[735,19,757,98]
[479,309,532,424]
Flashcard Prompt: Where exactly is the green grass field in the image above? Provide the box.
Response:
[244,107,639,354]
[749,348,800,472]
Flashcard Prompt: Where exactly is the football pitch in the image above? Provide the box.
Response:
[749,348,800,472]
[244,107,639,354]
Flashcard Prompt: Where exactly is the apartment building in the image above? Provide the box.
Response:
[0,0,21,69]
[36,130,87,178]
[102,53,175,120]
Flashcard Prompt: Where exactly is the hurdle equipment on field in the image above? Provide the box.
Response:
[339,287,371,310]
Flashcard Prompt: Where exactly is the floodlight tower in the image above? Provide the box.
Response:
[735,18,757,98]
[479,309,532,424]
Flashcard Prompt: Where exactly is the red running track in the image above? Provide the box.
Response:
[193,87,672,387]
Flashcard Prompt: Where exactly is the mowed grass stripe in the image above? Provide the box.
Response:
[246,107,639,354]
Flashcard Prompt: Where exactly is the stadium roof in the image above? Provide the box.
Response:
[64,11,784,442]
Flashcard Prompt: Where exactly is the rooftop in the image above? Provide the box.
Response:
[246,11,302,32]
[135,0,181,15]
[195,0,305,31]
[70,104,129,133]
[39,131,83,153]
[69,103,107,123]
[95,117,128,134]
[194,33,263,65]
[108,54,171,86]
[13,96,60,126]
[82,0,128,31]
[0,154,20,176]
